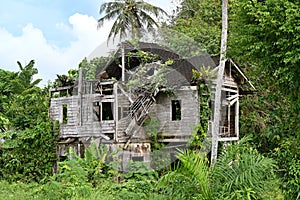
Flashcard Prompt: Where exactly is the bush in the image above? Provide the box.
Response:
[0,120,58,182]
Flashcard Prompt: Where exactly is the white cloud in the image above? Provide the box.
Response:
[0,13,112,86]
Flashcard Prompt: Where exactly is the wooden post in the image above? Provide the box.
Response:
[121,44,125,82]
[211,0,228,166]
[235,97,239,138]
[77,67,83,126]
[114,82,118,141]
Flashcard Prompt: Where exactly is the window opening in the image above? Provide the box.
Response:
[63,104,68,124]
[102,102,114,120]
[132,156,144,162]
[171,100,181,121]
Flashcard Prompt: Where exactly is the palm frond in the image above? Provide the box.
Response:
[98,9,123,28]
[136,1,168,17]
[99,2,124,15]
[212,138,279,199]
[157,149,212,200]
[138,10,158,29]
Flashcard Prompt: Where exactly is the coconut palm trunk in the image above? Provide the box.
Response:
[211,0,228,166]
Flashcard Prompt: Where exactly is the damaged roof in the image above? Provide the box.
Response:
[100,41,217,85]
[98,41,254,89]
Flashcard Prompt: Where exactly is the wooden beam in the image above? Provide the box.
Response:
[229,59,256,90]
[77,68,83,127]
[49,85,73,92]
[218,137,239,142]
[118,84,134,104]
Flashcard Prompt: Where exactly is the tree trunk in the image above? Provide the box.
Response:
[211,0,228,166]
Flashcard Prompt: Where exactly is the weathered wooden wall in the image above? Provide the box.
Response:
[50,83,201,144]
[50,96,79,137]
[154,86,200,143]
[50,93,116,138]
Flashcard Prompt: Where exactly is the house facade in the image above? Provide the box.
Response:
[49,42,254,169]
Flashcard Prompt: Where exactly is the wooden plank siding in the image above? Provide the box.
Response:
[50,83,201,144]
[154,87,200,143]
[50,89,117,138]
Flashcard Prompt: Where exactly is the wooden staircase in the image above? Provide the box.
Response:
[117,85,160,147]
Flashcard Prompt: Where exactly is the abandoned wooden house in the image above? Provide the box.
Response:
[49,42,254,168]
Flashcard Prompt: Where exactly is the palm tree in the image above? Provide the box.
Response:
[97,0,168,41]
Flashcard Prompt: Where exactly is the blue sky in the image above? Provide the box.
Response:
[0,0,99,46]
[0,0,175,86]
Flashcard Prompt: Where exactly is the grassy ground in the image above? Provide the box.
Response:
[0,181,168,200]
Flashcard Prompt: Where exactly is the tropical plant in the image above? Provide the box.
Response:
[98,0,167,41]
[157,136,282,199]
[157,149,212,200]
[212,137,282,199]
[38,143,112,199]
[0,61,46,130]
[0,61,59,182]
[16,60,42,90]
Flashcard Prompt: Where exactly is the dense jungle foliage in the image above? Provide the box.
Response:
[0,0,299,199]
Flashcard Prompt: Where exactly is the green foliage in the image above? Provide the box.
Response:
[112,161,159,199]
[0,120,58,182]
[189,68,215,150]
[51,68,78,89]
[0,61,58,183]
[16,60,42,89]
[126,62,173,93]
[127,50,160,65]
[2,1,299,199]
[0,61,46,130]
[79,57,109,80]
[0,137,283,199]
[0,181,43,200]
[157,27,208,58]
[157,149,212,200]
[212,137,281,199]
[169,0,222,55]
[143,115,160,139]
[38,143,111,199]
[150,149,171,171]
[239,87,300,199]
[6,87,49,130]
[272,138,300,199]
[36,143,163,200]
[228,1,300,198]
[229,0,300,98]
[158,136,282,200]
